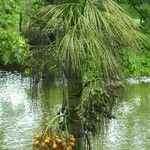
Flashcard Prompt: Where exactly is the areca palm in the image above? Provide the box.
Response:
[29,0,147,149]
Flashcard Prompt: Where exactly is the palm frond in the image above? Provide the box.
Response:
[29,0,147,75]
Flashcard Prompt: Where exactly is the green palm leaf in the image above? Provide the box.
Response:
[29,0,147,75]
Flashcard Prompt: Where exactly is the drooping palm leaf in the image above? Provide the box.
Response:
[29,0,147,76]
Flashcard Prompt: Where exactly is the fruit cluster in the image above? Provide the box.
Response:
[33,133,76,150]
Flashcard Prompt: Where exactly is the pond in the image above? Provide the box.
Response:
[0,71,150,150]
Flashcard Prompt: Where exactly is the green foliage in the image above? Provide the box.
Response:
[116,0,150,77]
[116,0,149,5]
[0,0,30,65]
[0,0,45,66]
[123,47,150,77]
[117,0,150,33]
[0,32,29,65]
[31,0,44,10]
[140,6,150,33]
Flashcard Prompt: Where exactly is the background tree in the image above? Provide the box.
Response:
[116,0,150,77]
[0,0,47,68]
[0,0,29,66]
[116,0,150,32]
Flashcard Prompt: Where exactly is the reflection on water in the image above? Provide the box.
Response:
[0,71,42,150]
[93,82,150,150]
[0,71,63,150]
[0,71,150,150]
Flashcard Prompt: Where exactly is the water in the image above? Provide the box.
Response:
[0,71,150,150]
[92,82,150,150]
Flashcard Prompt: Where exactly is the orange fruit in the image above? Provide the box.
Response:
[35,134,42,140]
[70,137,76,143]
[46,136,51,140]
[62,142,67,147]
[33,140,40,146]
[70,142,75,147]
[52,143,58,149]
[66,146,72,150]
[42,142,48,148]
[56,138,62,144]
[44,139,50,144]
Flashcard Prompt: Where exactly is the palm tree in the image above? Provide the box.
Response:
[29,0,147,149]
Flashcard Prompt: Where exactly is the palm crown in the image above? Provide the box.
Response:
[30,0,146,75]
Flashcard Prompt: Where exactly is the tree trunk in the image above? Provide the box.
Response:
[65,1,87,149]
[67,67,85,150]
[19,12,22,34]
